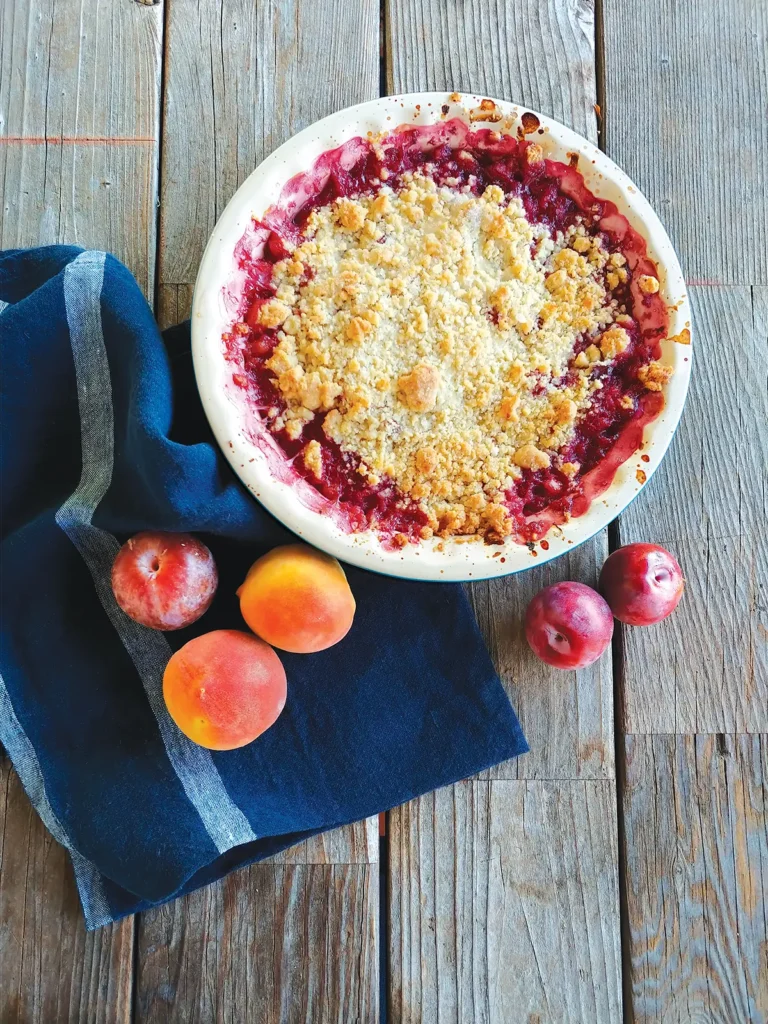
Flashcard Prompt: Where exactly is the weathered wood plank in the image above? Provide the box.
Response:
[389,780,622,1023]
[157,0,380,327]
[386,3,621,1017]
[390,0,610,784]
[623,734,768,1022]
[616,286,767,733]
[136,863,378,1023]
[157,283,194,335]
[470,537,614,781]
[271,816,379,865]
[139,2,381,1018]
[0,2,163,1018]
[387,0,598,141]
[0,0,164,298]
[0,758,134,1024]
[603,0,767,286]
[607,2,768,1019]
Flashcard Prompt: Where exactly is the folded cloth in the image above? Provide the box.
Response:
[0,247,527,928]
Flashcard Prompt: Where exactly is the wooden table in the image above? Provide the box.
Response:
[1,1,766,1020]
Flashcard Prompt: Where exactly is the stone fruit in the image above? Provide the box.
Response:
[599,542,684,626]
[525,581,614,670]
[163,630,287,749]
[237,543,355,653]
[111,531,218,630]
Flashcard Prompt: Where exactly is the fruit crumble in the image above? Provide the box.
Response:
[223,115,672,547]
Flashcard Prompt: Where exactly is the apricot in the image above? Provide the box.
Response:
[237,544,355,653]
[163,630,286,750]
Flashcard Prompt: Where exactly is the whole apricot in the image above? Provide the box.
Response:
[163,630,286,750]
[237,544,355,653]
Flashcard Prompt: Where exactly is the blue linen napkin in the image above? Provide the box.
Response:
[0,247,527,928]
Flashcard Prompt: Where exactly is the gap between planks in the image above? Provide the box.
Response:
[383,2,623,1022]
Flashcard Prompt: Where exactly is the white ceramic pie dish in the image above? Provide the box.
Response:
[191,92,691,582]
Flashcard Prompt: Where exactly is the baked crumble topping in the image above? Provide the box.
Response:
[637,361,674,391]
[261,174,636,540]
[225,116,673,547]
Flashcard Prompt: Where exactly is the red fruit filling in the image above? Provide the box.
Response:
[222,118,669,547]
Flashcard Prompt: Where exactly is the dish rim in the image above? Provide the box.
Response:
[191,91,692,582]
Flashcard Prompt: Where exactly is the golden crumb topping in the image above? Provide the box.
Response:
[637,274,660,294]
[598,326,630,358]
[258,298,291,328]
[669,328,690,345]
[263,173,638,539]
[638,361,674,391]
[512,444,551,471]
[302,439,323,479]
[397,363,441,412]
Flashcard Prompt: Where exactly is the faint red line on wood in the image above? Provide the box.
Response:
[0,136,156,145]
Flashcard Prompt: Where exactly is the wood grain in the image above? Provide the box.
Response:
[389,5,609,782]
[389,780,622,1023]
[606,4,768,1020]
[0,0,164,298]
[137,3,381,1018]
[617,287,768,733]
[270,816,379,865]
[603,0,767,286]
[390,0,610,783]
[0,758,134,1024]
[623,734,768,1022]
[136,863,378,1023]
[386,2,623,1017]
[387,0,598,142]
[0,2,163,1018]
[157,0,380,327]
[469,537,614,781]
